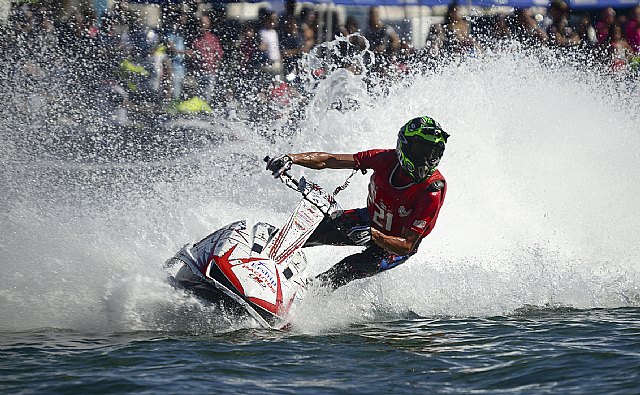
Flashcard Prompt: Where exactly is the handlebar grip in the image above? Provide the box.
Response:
[264,155,297,187]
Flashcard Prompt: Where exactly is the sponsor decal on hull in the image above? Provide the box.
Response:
[208,245,284,315]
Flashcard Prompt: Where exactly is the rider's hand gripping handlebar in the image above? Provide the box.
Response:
[264,156,342,219]
[264,156,299,190]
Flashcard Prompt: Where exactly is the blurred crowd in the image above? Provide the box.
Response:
[433,2,640,69]
[1,0,638,127]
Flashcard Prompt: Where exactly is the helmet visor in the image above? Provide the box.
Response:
[408,141,442,167]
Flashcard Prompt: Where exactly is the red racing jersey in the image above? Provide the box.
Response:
[353,149,446,245]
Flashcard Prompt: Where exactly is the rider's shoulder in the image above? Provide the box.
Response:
[355,148,394,157]
[424,170,446,192]
[354,149,395,170]
[425,179,445,192]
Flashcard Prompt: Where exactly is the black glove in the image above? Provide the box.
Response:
[346,225,371,246]
[266,154,293,178]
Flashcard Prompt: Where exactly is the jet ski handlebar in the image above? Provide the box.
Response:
[264,156,342,218]
[264,156,299,191]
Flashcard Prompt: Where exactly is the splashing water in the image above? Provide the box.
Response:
[1,42,638,334]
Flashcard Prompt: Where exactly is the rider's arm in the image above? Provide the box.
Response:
[371,227,420,256]
[289,152,355,170]
[375,186,445,255]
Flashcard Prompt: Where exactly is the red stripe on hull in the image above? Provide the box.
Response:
[211,245,244,294]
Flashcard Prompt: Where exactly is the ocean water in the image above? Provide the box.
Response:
[2,308,639,394]
[1,46,640,394]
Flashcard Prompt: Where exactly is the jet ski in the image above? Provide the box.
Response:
[166,157,343,329]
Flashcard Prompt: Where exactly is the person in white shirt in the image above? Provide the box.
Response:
[258,8,282,75]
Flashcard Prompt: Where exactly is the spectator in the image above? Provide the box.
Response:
[210,5,242,58]
[94,14,123,82]
[364,7,399,55]
[258,8,282,76]
[574,12,597,48]
[393,38,416,74]
[278,0,299,36]
[36,7,59,55]
[239,22,267,77]
[3,0,637,127]
[608,24,633,71]
[491,14,512,44]
[58,9,96,67]
[340,16,366,52]
[545,0,580,47]
[181,4,200,44]
[279,15,304,76]
[149,32,173,104]
[595,7,617,45]
[163,7,191,101]
[114,47,151,106]
[85,11,99,39]
[513,8,548,46]
[425,23,446,60]
[235,22,269,114]
[341,15,360,36]
[624,6,640,53]
[443,3,479,55]
[300,6,319,52]
[190,14,224,104]
[320,9,341,43]
[121,10,155,61]
[265,77,299,119]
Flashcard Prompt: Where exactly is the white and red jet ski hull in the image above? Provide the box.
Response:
[171,220,309,329]
[169,170,343,329]
[170,175,341,329]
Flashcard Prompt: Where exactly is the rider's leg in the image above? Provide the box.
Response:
[315,245,412,289]
[303,208,370,247]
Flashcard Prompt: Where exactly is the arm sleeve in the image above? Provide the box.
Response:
[353,149,387,171]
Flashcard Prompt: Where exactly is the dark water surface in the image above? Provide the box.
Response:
[2,307,638,394]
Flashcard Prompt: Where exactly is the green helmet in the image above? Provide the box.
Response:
[396,116,449,181]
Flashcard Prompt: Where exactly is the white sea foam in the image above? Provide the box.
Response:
[1,48,638,333]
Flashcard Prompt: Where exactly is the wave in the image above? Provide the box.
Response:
[1,46,638,333]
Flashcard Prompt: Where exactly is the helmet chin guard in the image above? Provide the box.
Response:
[396,116,449,182]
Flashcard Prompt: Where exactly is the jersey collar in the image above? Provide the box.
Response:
[389,164,416,190]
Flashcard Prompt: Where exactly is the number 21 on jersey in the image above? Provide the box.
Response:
[372,202,393,231]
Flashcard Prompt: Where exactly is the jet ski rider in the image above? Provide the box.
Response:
[266,116,449,289]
